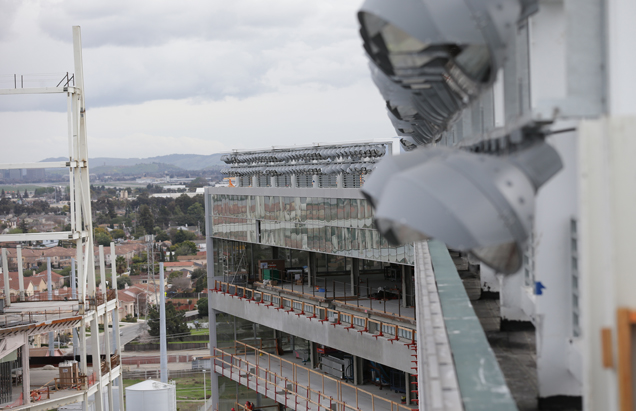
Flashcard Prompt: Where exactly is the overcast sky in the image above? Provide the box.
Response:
[0,0,395,163]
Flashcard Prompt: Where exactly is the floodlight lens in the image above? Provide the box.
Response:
[471,242,522,275]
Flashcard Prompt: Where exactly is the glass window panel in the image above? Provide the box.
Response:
[381,236,389,261]
[300,197,307,222]
[318,198,325,223]
[389,245,398,263]
[345,227,352,254]
[397,245,405,264]
[302,225,308,249]
[329,227,340,253]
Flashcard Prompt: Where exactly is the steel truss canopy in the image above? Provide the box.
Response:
[222,162,378,177]
[358,0,537,146]
[362,139,562,274]
[221,144,387,165]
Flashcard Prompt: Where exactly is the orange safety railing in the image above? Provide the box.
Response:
[0,307,83,329]
[213,341,417,411]
[212,281,417,347]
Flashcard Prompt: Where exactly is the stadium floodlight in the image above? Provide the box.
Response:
[358,0,537,142]
[362,141,562,273]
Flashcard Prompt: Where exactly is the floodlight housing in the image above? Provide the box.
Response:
[362,141,562,273]
[359,0,537,144]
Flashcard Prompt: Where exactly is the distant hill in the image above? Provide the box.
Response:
[42,153,225,171]
[90,162,184,175]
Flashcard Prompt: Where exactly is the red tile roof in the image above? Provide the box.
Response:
[163,262,194,267]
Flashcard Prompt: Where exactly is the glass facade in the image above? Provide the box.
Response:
[209,193,414,265]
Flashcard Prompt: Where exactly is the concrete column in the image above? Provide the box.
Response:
[312,174,319,188]
[350,258,359,296]
[352,356,363,386]
[208,309,219,409]
[308,252,317,288]
[291,174,297,188]
[47,257,54,357]
[16,245,24,301]
[336,173,344,189]
[99,246,114,411]
[71,258,77,299]
[2,248,10,307]
[405,372,411,404]
[499,269,533,329]
[91,315,104,411]
[309,341,318,369]
[76,238,85,303]
[48,332,55,357]
[206,225,220,410]
[80,318,87,375]
[22,335,30,405]
[110,243,121,355]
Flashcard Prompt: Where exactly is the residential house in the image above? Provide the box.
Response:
[0,272,46,296]
[162,261,195,273]
[33,270,65,289]
[117,291,137,320]
[93,243,146,267]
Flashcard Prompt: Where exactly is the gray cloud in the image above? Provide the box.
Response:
[0,1,369,112]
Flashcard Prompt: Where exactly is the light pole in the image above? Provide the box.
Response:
[203,369,206,411]
[136,294,140,320]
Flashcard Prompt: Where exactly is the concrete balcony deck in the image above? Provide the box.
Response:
[209,281,416,374]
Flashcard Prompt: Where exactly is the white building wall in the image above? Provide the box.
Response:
[534,127,581,398]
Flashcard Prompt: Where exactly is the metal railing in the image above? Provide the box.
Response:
[0,307,83,329]
[213,341,416,411]
[255,277,417,320]
[212,280,417,346]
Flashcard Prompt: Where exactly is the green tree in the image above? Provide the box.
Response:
[196,297,208,316]
[18,219,28,233]
[172,228,195,244]
[134,225,146,239]
[117,276,132,289]
[23,189,28,198]
[168,271,181,283]
[155,229,169,242]
[111,229,125,239]
[116,256,127,274]
[174,241,197,256]
[147,303,189,340]
[194,275,207,293]
[190,268,206,281]
[138,205,154,234]
[94,227,112,246]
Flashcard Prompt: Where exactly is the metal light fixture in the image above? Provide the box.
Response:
[362,141,562,273]
[358,0,537,144]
